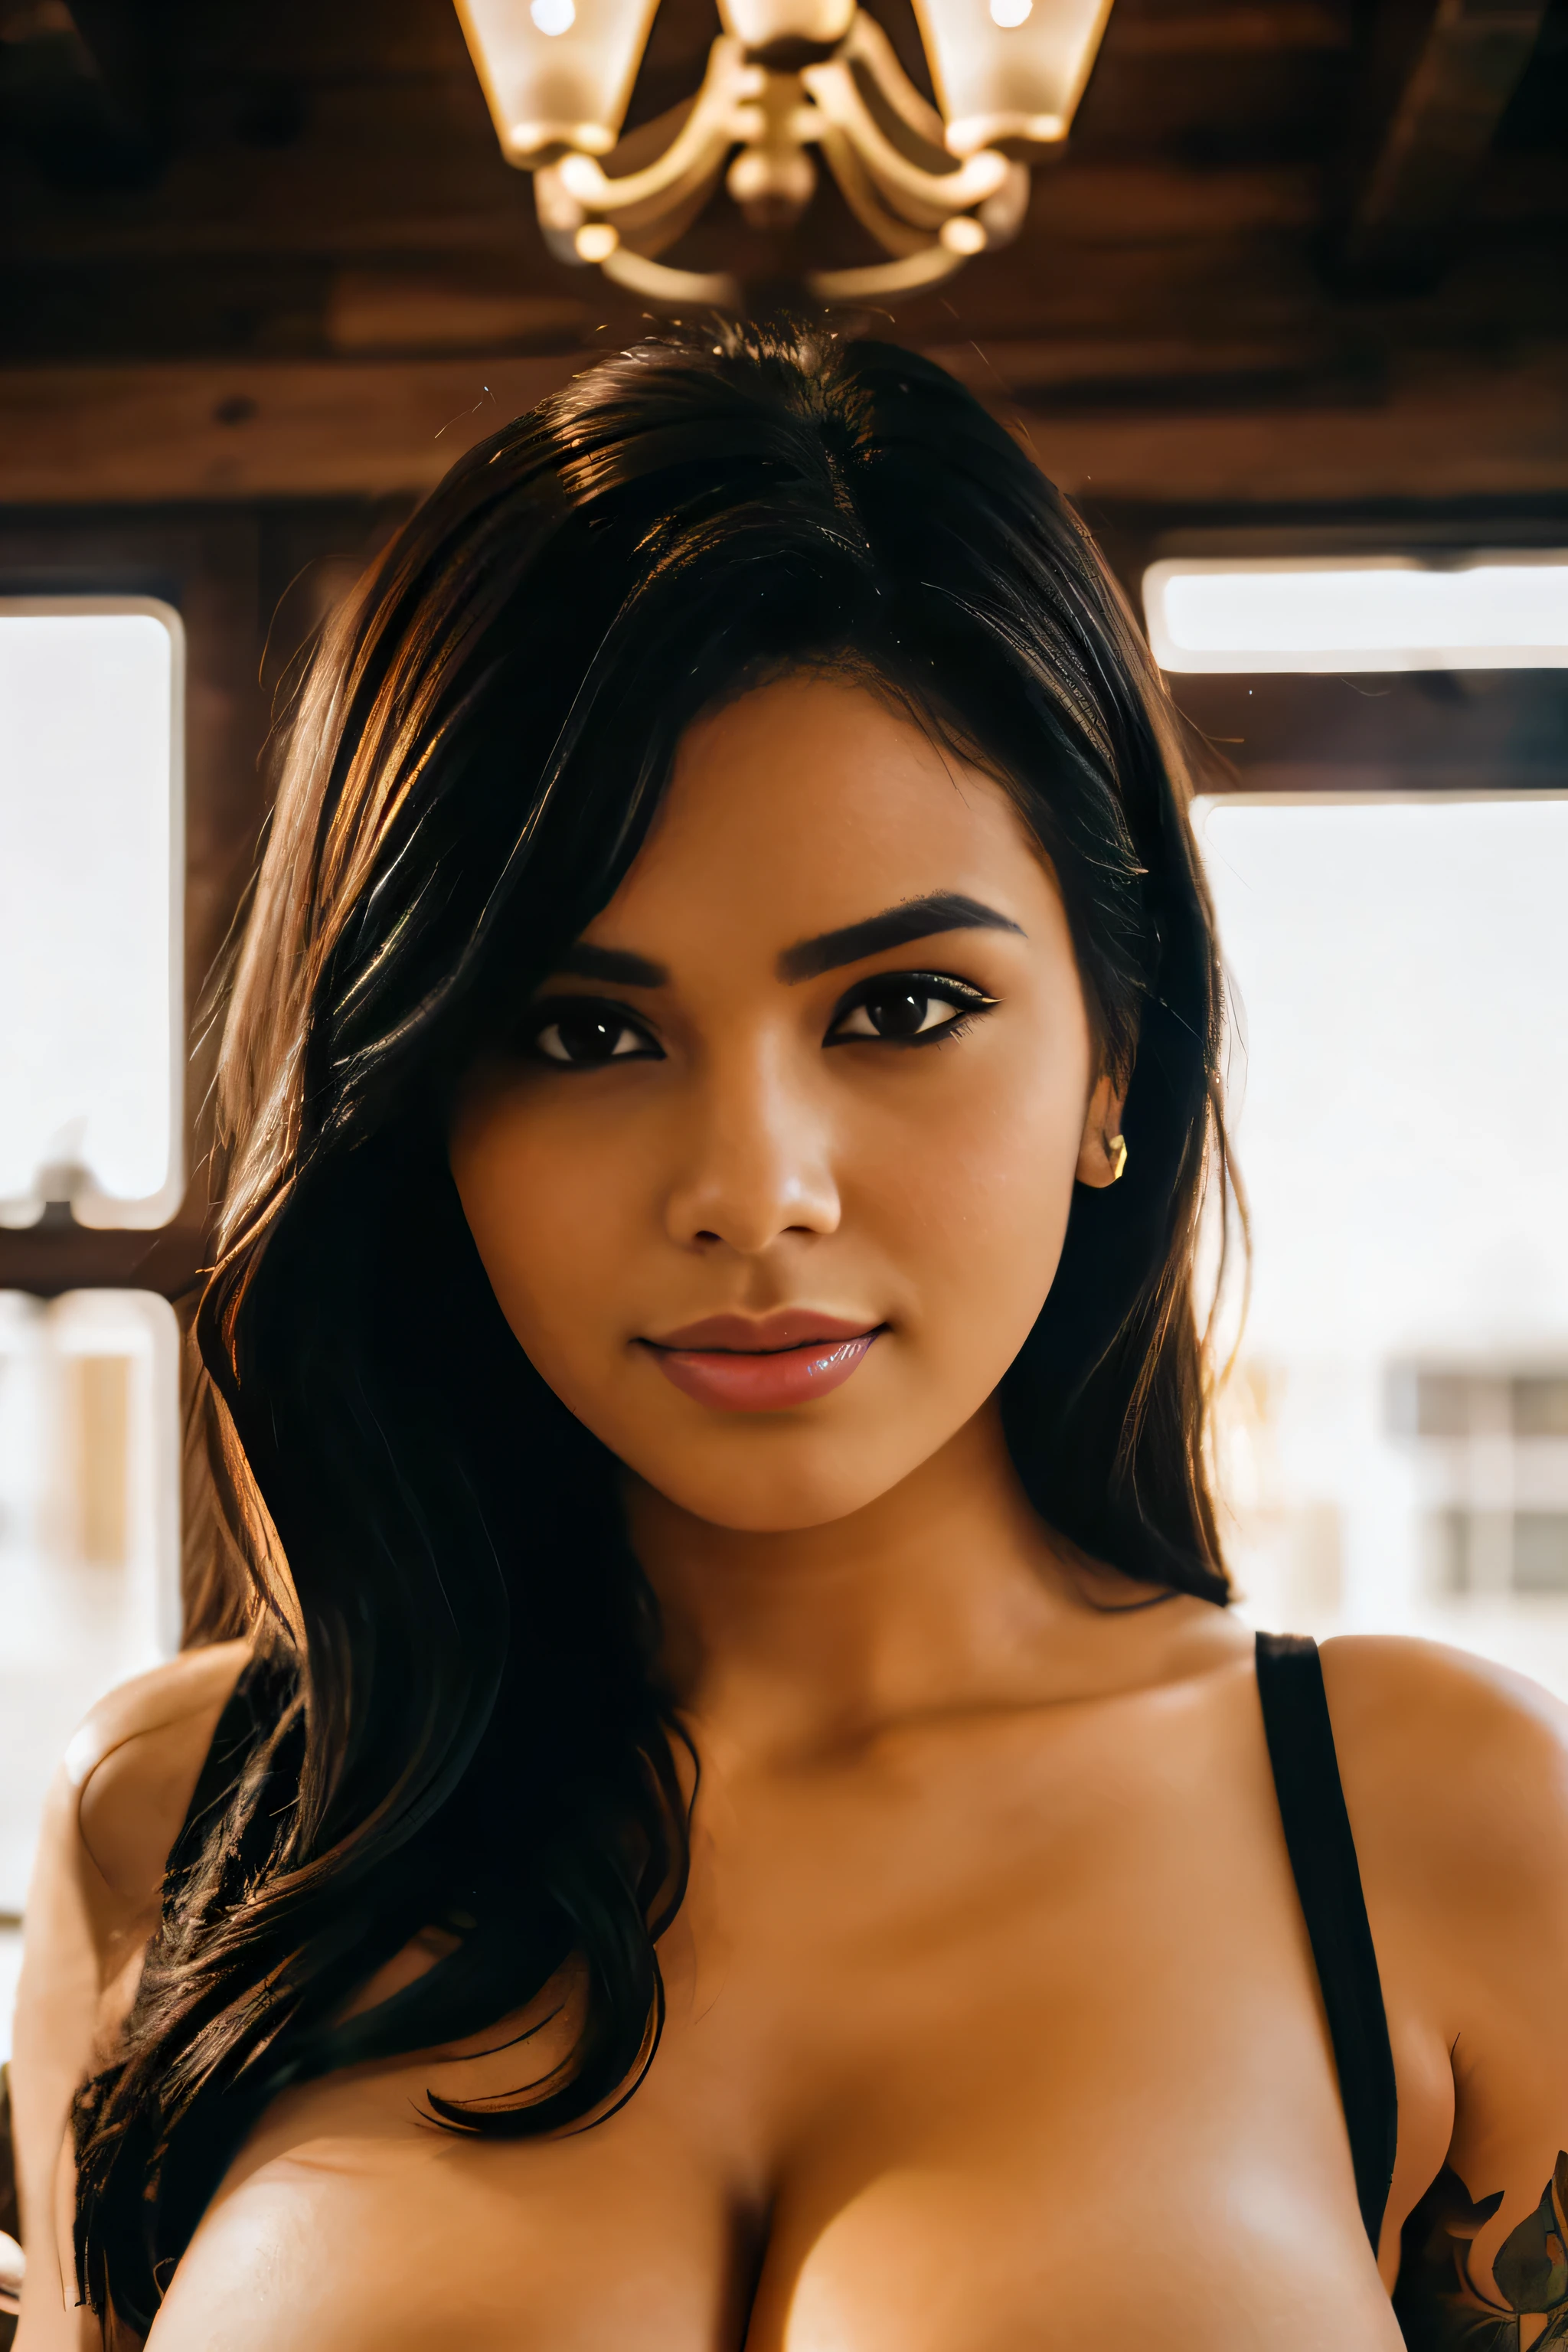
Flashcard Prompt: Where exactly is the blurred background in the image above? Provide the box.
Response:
[2,0,1566,2059]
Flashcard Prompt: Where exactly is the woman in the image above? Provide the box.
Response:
[12,325,1568,2351]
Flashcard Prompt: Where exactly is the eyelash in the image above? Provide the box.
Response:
[823,971,998,1050]
[524,970,999,1067]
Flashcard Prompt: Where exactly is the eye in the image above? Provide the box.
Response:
[529,1001,662,1067]
[827,972,998,1047]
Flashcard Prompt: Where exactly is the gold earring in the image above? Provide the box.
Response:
[1106,1133,1128,1184]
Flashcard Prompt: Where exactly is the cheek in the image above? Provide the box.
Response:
[449,1097,640,1393]
[870,1049,1086,1368]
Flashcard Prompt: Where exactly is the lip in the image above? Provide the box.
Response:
[639,1309,885,1413]
[649,1309,874,1353]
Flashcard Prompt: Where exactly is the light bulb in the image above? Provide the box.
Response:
[988,0,1032,26]
[559,151,601,198]
[530,0,577,33]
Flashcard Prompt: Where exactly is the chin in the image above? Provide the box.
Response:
[638,1446,910,1535]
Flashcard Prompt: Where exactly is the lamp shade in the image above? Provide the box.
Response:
[911,0,1114,155]
[456,0,661,161]
[719,0,856,48]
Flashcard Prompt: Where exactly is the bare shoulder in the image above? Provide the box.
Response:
[1319,1632,1568,1938]
[10,1642,255,2317]
[67,1639,252,1904]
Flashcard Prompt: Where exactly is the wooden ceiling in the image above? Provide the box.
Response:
[2,0,1565,1303]
[3,0,1565,505]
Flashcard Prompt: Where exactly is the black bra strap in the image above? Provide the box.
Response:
[1255,1631,1398,2255]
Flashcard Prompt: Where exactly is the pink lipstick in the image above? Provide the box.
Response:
[640,1309,884,1413]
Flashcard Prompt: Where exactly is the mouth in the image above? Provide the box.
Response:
[638,1309,886,1413]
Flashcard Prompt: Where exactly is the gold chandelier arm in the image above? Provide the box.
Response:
[807,242,967,300]
[573,135,732,237]
[557,35,749,214]
[597,245,740,302]
[801,55,1008,220]
[533,162,596,266]
[619,147,732,250]
[840,10,946,153]
[816,124,940,256]
[978,156,1031,246]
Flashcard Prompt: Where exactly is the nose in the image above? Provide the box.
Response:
[664,1034,841,1256]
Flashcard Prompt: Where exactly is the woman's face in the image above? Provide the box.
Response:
[450,673,1124,1533]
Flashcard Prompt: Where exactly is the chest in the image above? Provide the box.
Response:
[149,1689,1410,2352]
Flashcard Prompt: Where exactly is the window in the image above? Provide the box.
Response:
[0,598,185,1229]
[0,596,186,2057]
[1199,794,1568,1697]
[0,1289,181,2052]
[1143,554,1568,673]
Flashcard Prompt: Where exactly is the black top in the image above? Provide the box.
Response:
[1256,1629,1399,2254]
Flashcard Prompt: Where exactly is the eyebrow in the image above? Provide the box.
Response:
[550,890,1025,995]
[550,941,668,988]
[777,892,1026,983]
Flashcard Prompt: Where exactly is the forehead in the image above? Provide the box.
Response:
[595,672,1057,952]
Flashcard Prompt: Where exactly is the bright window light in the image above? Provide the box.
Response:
[1201,796,1568,1359]
[0,599,185,1229]
[1145,554,1568,672]
[1197,794,1568,1691]
[0,1287,179,2049]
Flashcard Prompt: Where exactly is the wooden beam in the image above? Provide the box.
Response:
[0,354,583,504]
[1,0,163,192]
[1109,4,1348,54]
[1337,0,1549,280]
[2,341,1567,508]
[0,1220,206,1304]
[977,349,1568,501]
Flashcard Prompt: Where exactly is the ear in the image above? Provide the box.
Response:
[1075,1070,1129,1189]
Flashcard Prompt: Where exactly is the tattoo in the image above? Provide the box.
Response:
[1396,2154,1568,2350]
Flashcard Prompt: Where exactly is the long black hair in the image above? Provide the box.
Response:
[74,322,1235,2337]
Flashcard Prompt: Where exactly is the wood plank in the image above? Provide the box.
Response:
[2,345,1566,505]
[4,81,534,267]
[0,355,583,503]
[0,1222,206,1305]
[1109,5,1349,54]
[895,204,1565,345]
[1337,0,1550,278]
[183,0,479,78]
[922,332,1370,410]
[1007,347,1568,498]
[1024,163,1320,241]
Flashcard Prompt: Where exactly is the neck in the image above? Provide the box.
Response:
[622,1401,1102,1764]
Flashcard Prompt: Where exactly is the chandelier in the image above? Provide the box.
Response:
[456,0,1112,303]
